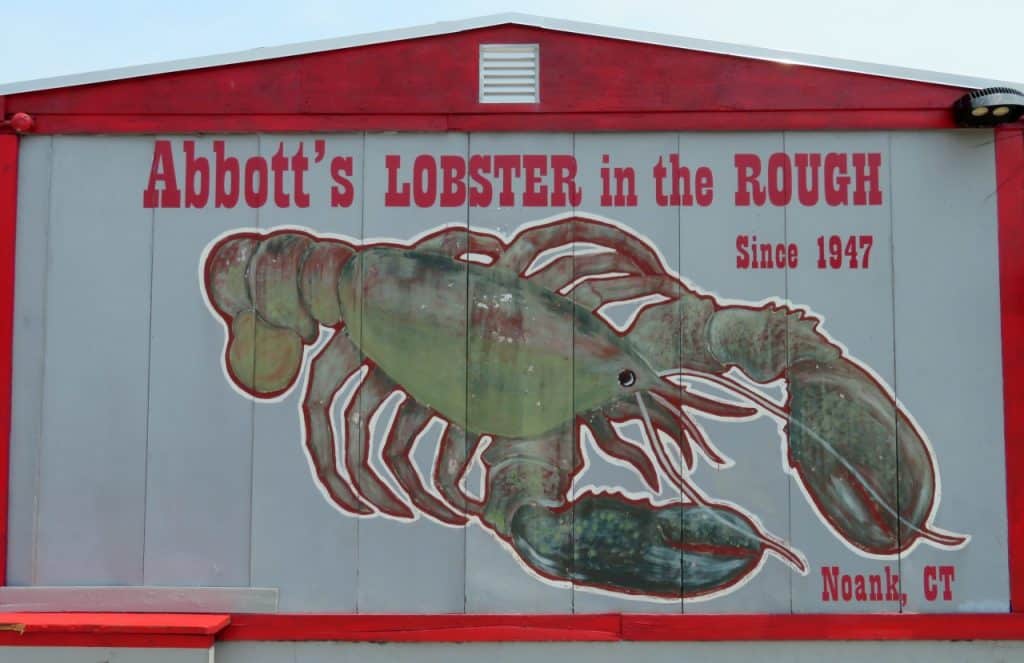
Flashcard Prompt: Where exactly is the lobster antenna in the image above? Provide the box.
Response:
[636,391,807,573]
[634,392,695,502]
[660,369,787,418]
[648,391,729,467]
[759,534,808,573]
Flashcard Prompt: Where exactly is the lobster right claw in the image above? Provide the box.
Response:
[508,491,804,599]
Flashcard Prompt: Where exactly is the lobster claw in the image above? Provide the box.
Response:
[786,359,967,554]
[508,492,803,598]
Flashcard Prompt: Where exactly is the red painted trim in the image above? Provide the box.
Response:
[215,613,1024,642]
[3,613,1024,645]
[4,26,967,120]
[0,612,229,648]
[621,614,1024,641]
[9,109,984,134]
[0,612,230,634]
[997,127,1024,613]
[0,135,17,588]
[0,633,216,648]
[220,613,622,642]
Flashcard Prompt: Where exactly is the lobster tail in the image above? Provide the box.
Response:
[203,230,356,398]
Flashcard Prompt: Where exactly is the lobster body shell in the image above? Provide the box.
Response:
[338,247,655,439]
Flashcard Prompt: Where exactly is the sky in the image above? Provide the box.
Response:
[0,0,1022,88]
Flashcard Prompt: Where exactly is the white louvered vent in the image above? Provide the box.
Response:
[479,44,539,103]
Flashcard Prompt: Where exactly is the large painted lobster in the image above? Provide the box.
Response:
[201,214,967,600]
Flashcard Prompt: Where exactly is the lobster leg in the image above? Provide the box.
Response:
[301,329,373,515]
[343,365,415,519]
[579,414,662,492]
[573,275,682,311]
[498,218,667,276]
[383,398,469,525]
[413,227,507,262]
[608,396,696,474]
[435,424,485,516]
[476,427,583,537]
[527,252,643,292]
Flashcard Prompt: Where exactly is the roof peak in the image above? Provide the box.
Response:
[1,12,1018,96]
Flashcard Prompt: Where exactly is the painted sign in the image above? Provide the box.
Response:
[8,132,1007,613]
[199,217,964,602]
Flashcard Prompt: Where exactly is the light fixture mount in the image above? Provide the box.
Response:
[953,87,1024,127]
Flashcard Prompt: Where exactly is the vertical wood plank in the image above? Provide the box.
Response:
[35,137,154,584]
[356,133,468,612]
[892,130,1008,612]
[250,135,364,611]
[785,132,898,613]
[144,136,258,586]
[570,133,682,614]
[464,133,574,613]
[679,133,792,614]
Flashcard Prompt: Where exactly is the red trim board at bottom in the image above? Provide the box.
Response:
[621,613,1024,641]
[2,612,1024,645]
[0,613,229,648]
[219,613,622,642]
[217,613,1024,642]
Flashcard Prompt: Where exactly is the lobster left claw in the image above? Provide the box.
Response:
[636,302,970,558]
[509,491,805,598]
[786,359,968,554]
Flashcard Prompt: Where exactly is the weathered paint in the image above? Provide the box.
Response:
[214,640,1024,662]
[5,132,1006,615]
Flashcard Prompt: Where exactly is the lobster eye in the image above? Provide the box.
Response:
[618,369,636,388]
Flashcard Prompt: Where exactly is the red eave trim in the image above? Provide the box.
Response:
[0,612,230,648]
[3,109,978,134]
[997,127,1024,612]
[0,134,17,588]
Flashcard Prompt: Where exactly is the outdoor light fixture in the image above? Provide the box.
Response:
[953,87,1024,127]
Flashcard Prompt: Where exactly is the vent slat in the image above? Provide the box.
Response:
[482,65,537,71]
[482,77,537,85]
[482,72,536,78]
[483,88,540,95]
[482,53,537,61]
[483,83,540,89]
[480,44,539,103]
